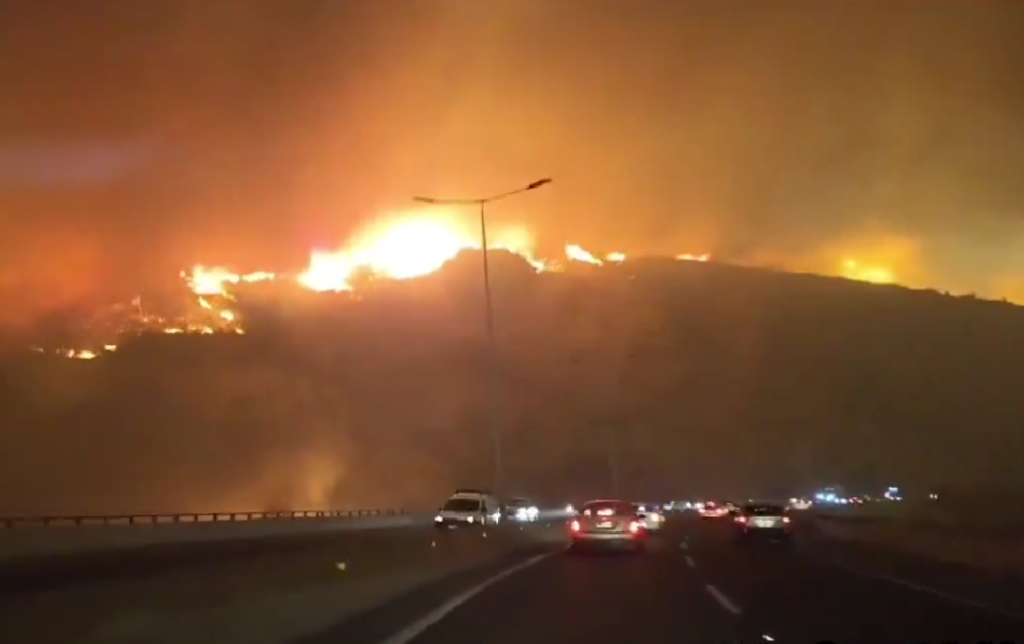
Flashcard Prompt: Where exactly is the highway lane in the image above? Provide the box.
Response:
[320,523,753,644]
[341,515,1024,644]
[687,517,1024,643]
[1,523,563,644]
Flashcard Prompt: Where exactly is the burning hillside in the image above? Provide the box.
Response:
[25,212,712,359]
[18,210,912,360]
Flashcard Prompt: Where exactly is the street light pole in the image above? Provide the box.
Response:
[413,178,552,496]
[478,197,501,495]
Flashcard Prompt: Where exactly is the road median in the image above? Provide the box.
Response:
[0,521,567,644]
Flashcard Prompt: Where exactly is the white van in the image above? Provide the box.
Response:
[434,489,502,528]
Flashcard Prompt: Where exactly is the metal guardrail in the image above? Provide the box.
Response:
[0,508,410,528]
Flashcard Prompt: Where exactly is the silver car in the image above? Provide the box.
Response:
[633,502,666,531]
[570,499,648,553]
[734,502,793,543]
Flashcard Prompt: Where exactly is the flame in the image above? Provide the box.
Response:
[841,259,894,284]
[31,218,715,359]
[182,266,274,296]
[565,244,603,265]
[676,253,711,262]
[298,213,546,292]
[562,245,709,266]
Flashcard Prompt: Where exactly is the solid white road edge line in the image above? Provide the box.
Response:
[705,584,743,615]
[378,549,559,644]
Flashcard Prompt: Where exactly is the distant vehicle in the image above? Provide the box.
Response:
[504,497,539,522]
[700,501,729,518]
[569,499,648,553]
[434,490,501,529]
[633,502,666,531]
[734,502,792,543]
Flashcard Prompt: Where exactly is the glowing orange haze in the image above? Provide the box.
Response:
[193,211,707,296]
[35,210,913,361]
[40,210,709,360]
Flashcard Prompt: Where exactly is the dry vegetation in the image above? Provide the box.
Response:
[2,252,1023,516]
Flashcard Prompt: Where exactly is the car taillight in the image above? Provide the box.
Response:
[782,516,791,524]
[570,520,580,532]
[735,515,746,523]
[629,521,641,533]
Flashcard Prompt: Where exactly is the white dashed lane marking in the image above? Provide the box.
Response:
[705,584,743,615]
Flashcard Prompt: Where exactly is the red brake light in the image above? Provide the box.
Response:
[782,516,791,524]
[735,515,746,523]
[628,521,641,533]
[570,520,580,532]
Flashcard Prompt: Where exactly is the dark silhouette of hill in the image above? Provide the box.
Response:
[1,251,1022,515]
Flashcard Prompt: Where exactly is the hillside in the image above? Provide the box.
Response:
[1,253,1022,515]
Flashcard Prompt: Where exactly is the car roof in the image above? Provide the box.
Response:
[453,488,491,495]
[583,499,628,505]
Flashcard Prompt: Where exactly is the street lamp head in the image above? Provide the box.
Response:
[526,178,552,190]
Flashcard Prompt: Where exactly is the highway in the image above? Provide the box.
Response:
[3,512,1023,643]
[315,514,1024,644]
[0,518,566,644]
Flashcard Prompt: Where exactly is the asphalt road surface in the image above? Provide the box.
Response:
[319,514,1024,644]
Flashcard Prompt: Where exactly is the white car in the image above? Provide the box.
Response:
[505,497,539,522]
[633,503,666,531]
[434,491,501,528]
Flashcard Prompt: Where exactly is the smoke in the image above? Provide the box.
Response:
[2,1,1023,321]
[1,1,1024,511]
[3,256,1024,514]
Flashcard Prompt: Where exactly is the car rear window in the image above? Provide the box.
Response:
[744,505,785,516]
[443,498,481,512]
[583,501,633,516]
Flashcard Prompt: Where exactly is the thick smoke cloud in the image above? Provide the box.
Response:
[2,1,1023,313]
[1,1,1023,513]
[2,257,1024,514]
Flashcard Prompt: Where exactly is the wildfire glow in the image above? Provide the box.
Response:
[565,244,603,265]
[298,215,547,292]
[183,266,275,296]
[676,253,711,262]
[841,259,894,284]
[31,212,718,360]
